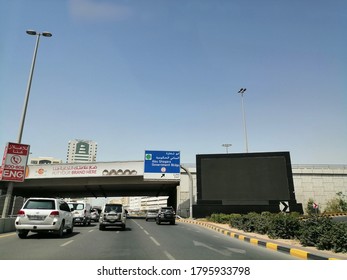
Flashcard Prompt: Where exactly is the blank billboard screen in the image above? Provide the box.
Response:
[197,152,293,202]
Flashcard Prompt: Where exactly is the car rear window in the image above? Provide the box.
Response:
[104,204,122,213]
[24,200,55,210]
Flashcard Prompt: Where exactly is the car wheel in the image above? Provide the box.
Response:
[17,230,29,239]
[56,222,64,237]
[157,219,161,225]
[170,221,175,225]
[99,224,105,230]
[66,223,74,234]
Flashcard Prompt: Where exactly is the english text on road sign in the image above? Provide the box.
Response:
[144,150,180,180]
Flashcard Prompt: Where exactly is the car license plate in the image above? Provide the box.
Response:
[28,215,45,220]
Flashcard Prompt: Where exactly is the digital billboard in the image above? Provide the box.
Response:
[197,152,295,203]
[194,151,303,219]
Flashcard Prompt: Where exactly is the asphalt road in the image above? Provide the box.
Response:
[332,216,347,223]
[0,218,301,260]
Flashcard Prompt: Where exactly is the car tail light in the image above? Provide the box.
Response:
[17,210,25,217]
[50,211,60,217]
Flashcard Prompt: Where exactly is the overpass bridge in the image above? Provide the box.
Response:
[0,160,180,208]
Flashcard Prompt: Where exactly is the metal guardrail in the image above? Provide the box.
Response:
[0,195,25,218]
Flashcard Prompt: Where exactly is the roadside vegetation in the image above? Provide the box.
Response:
[206,193,347,253]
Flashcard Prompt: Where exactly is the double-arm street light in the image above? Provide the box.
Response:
[237,88,249,153]
[222,143,232,153]
[1,30,52,218]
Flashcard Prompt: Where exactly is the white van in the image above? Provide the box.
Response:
[68,201,92,226]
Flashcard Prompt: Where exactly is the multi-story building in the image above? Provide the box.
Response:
[127,196,168,213]
[66,139,97,163]
[141,196,168,210]
[30,157,62,164]
[129,197,142,212]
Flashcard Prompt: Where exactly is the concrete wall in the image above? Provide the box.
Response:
[178,164,347,216]
[292,164,347,212]
[0,218,16,233]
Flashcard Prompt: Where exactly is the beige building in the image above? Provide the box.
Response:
[30,157,62,164]
[66,139,97,163]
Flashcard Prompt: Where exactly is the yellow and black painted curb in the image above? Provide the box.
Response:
[177,219,340,260]
[323,213,347,217]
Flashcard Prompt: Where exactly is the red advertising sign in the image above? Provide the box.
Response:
[0,142,30,182]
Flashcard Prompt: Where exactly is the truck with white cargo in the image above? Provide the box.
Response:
[68,201,92,226]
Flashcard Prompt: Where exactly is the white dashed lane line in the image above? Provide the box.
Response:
[163,250,175,260]
[133,219,176,259]
[150,236,160,246]
[60,240,74,247]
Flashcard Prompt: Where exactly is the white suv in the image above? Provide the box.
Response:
[99,203,126,230]
[15,197,74,238]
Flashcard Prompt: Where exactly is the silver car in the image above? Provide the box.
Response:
[145,209,158,221]
[15,197,74,238]
[99,203,126,230]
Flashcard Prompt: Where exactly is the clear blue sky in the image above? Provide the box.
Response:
[1,0,346,165]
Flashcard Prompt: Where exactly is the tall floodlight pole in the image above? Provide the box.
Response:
[1,30,52,218]
[222,143,232,153]
[237,88,249,153]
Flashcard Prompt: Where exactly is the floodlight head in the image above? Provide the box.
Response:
[238,88,246,94]
[26,30,37,36]
[42,32,52,37]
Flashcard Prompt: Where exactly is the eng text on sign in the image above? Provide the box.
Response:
[0,142,30,182]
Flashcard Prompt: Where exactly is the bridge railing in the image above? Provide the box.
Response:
[0,195,26,218]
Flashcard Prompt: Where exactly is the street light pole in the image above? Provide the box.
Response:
[237,88,249,153]
[18,30,52,143]
[1,30,52,218]
[222,143,232,153]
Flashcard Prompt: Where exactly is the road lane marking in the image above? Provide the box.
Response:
[193,240,231,257]
[163,250,175,260]
[150,236,160,246]
[227,247,246,254]
[144,230,149,235]
[0,233,16,238]
[132,220,144,229]
[60,240,74,247]
[88,230,94,233]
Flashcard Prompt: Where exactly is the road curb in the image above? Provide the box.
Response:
[177,219,341,260]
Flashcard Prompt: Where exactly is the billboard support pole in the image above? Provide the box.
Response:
[180,165,193,219]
